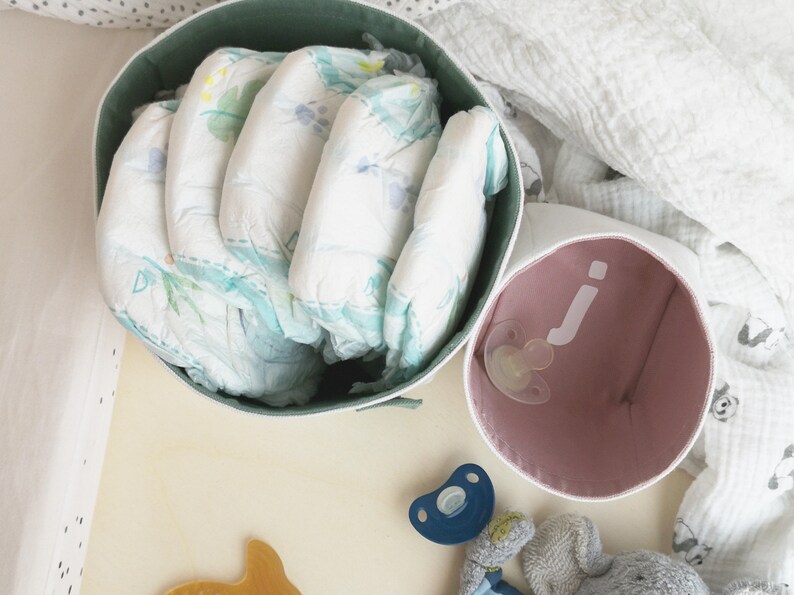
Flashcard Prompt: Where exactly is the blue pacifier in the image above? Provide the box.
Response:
[408,463,495,545]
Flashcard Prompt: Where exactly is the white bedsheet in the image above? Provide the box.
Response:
[0,13,153,595]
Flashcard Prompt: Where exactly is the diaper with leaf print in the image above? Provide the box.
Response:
[96,101,325,406]
[288,73,442,362]
[370,106,508,390]
[219,44,424,348]
[165,48,285,321]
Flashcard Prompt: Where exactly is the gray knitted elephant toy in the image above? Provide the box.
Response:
[522,513,789,595]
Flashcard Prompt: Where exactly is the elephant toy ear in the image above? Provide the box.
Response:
[522,513,613,595]
[723,579,790,595]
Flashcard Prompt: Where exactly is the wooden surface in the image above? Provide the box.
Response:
[83,336,693,594]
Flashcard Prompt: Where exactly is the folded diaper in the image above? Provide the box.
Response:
[97,101,324,405]
[220,45,422,346]
[289,73,442,361]
[378,106,508,386]
[165,48,285,321]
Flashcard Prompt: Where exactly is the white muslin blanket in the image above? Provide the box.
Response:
[220,44,422,346]
[97,101,323,405]
[289,73,442,362]
[378,106,508,387]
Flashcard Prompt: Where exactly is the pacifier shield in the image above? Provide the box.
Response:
[408,463,495,545]
[484,320,553,404]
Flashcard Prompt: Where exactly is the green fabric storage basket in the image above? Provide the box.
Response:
[94,0,524,416]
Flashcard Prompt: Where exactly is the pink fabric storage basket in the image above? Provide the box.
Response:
[464,203,715,500]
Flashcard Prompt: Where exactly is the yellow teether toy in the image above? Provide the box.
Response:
[165,539,300,595]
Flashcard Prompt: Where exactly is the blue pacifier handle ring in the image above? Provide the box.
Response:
[408,463,495,545]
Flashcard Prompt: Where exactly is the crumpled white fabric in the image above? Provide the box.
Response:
[289,72,442,362]
[377,106,508,387]
[219,44,423,347]
[97,101,324,405]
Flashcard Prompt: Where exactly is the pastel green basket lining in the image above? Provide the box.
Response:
[95,0,522,416]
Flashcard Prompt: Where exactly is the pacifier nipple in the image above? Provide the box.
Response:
[484,320,553,404]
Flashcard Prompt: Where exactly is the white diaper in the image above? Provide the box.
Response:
[219,45,421,346]
[96,102,325,405]
[165,48,284,323]
[379,106,508,386]
[289,73,442,362]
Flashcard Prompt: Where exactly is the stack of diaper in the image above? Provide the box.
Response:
[378,106,508,386]
[96,40,509,406]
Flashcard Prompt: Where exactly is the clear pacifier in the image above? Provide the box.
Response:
[484,320,554,404]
